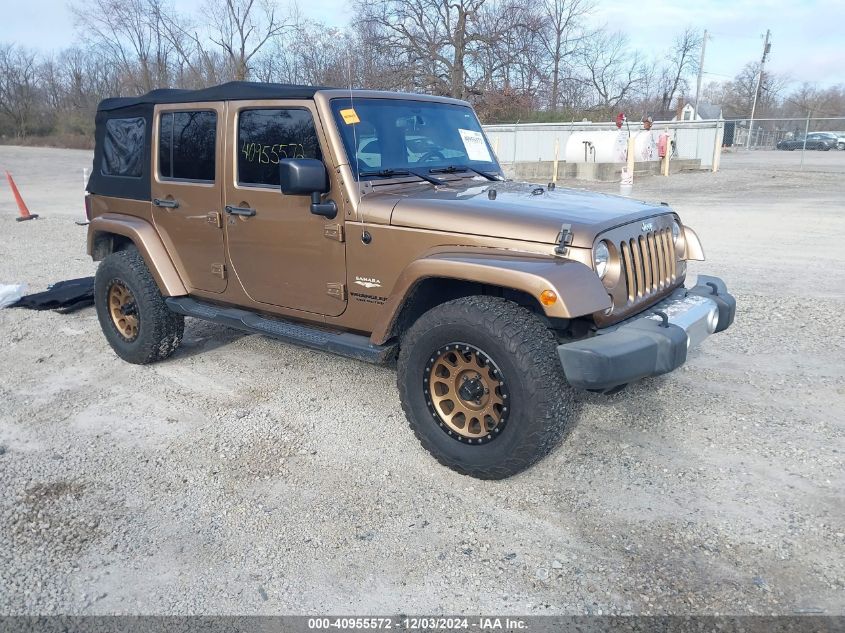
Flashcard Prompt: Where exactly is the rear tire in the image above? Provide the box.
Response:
[95,246,184,364]
[397,296,574,479]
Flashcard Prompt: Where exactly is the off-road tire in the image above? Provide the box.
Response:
[397,296,573,479]
[95,246,184,364]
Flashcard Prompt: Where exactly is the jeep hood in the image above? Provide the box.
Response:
[368,180,672,248]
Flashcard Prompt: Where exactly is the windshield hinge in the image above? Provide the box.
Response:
[324,223,345,242]
[554,224,573,257]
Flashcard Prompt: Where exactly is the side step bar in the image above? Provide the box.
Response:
[165,297,396,365]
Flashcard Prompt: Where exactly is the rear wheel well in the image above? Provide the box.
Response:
[91,231,133,261]
[389,278,550,342]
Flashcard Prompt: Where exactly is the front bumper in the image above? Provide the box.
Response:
[558,275,736,391]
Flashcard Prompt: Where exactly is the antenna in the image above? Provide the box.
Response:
[347,48,363,218]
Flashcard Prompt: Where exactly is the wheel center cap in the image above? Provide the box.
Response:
[458,375,485,402]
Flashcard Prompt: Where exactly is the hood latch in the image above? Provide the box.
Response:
[554,223,573,257]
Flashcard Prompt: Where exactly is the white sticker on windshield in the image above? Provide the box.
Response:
[458,129,492,163]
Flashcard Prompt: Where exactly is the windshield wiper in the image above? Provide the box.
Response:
[359,168,445,186]
[429,164,502,181]
[359,168,411,178]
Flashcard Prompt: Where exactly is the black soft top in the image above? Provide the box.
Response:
[97,81,326,111]
[89,81,329,201]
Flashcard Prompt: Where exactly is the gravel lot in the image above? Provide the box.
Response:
[0,146,843,615]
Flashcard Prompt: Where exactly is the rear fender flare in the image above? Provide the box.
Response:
[371,248,611,344]
[87,213,187,296]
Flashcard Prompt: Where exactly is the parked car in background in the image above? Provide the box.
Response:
[811,132,844,150]
[776,133,835,151]
[827,132,845,150]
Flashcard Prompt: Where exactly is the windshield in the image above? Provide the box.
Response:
[330,98,501,179]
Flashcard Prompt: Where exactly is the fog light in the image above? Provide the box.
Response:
[707,306,719,333]
[540,290,558,306]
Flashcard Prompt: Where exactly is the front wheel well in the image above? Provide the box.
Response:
[389,277,553,342]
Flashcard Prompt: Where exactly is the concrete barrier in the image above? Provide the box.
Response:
[503,159,702,182]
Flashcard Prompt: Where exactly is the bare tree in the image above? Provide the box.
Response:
[204,0,293,81]
[0,44,40,137]
[474,0,545,97]
[580,30,644,111]
[657,27,702,111]
[355,0,493,99]
[538,0,591,112]
[71,0,177,94]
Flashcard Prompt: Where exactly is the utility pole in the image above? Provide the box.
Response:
[746,29,771,149]
[693,29,708,120]
[692,30,709,162]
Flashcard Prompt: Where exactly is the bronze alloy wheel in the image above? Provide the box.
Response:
[424,343,509,444]
[107,280,139,341]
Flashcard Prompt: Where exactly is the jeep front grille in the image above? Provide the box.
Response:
[619,227,677,304]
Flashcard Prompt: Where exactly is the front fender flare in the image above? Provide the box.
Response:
[87,213,187,296]
[371,249,611,344]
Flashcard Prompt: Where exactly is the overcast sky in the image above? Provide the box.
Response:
[1,0,842,88]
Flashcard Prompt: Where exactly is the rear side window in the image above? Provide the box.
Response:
[238,109,321,187]
[159,111,217,181]
[101,117,146,177]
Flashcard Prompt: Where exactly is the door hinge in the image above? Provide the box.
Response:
[323,223,345,242]
[211,263,226,279]
[207,212,222,228]
[327,282,346,301]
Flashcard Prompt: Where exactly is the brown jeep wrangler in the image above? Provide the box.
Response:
[86,81,735,479]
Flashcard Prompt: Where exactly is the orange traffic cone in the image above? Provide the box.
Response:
[5,171,39,222]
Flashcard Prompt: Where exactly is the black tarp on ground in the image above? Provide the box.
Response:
[14,277,95,313]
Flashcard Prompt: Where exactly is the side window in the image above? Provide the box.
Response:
[101,117,146,177]
[238,108,321,187]
[158,111,216,181]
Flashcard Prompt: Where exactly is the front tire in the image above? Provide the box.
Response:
[397,296,574,479]
[95,246,184,364]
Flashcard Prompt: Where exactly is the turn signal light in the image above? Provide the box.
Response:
[539,290,558,306]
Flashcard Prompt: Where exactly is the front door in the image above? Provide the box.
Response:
[223,101,347,317]
[151,102,226,293]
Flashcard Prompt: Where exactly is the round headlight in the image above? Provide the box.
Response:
[594,241,610,279]
[671,220,681,243]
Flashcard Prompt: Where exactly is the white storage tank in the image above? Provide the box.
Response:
[565,130,628,163]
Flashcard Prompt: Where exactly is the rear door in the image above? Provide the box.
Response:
[222,101,347,316]
[151,102,227,293]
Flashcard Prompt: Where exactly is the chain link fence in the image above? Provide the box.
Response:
[724,117,845,151]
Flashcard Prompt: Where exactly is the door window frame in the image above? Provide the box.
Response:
[230,102,332,193]
[153,102,225,190]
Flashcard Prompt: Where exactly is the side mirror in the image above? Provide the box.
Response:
[278,158,337,219]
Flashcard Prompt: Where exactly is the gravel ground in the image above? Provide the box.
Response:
[0,146,843,615]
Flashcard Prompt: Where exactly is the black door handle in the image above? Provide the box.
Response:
[153,198,179,209]
[225,205,256,217]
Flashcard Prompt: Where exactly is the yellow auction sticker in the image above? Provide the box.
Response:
[339,108,361,124]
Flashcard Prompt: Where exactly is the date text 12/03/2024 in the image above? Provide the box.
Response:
[307,617,528,630]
